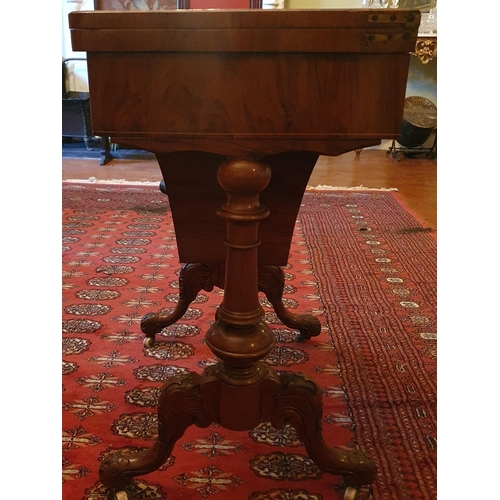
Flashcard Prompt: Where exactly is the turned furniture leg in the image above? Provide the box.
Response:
[152,153,321,343]
[258,264,321,341]
[140,262,222,348]
[102,159,376,500]
[102,158,276,498]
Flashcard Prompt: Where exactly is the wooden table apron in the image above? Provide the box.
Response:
[69,9,420,499]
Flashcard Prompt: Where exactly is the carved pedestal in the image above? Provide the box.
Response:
[100,159,376,500]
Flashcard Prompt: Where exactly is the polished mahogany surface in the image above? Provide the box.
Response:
[70,10,419,157]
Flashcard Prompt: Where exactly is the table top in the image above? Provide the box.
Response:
[69,9,420,157]
[70,9,420,54]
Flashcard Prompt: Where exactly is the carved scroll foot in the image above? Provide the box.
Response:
[99,368,376,498]
[141,263,221,347]
[99,371,213,497]
[258,265,321,341]
[269,371,377,491]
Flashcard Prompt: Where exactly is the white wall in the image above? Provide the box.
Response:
[62,0,94,92]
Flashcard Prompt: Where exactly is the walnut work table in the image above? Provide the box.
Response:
[69,9,420,500]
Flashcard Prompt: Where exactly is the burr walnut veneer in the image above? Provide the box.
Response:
[69,9,420,499]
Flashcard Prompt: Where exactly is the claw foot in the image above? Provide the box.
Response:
[295,314,322,341]
[140,312,160,336]
[336,449,377,487]
[99,452,133,492]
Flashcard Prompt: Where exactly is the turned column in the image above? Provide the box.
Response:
[205,159,276,431]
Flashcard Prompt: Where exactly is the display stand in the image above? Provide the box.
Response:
[387,132,437,160]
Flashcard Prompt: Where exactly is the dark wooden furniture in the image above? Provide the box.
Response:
[62,91,92,148]
[90,3,260,165]
[69,9,420,500]
[62,58,113,165]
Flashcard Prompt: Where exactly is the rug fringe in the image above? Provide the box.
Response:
[306,184,398,191]
[63,177,160,186]
[63,179,398,191]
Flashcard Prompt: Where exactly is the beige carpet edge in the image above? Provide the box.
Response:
[63,178,398,192]
[306,185,398,191]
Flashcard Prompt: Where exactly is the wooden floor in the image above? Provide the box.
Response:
[62,148,437,233]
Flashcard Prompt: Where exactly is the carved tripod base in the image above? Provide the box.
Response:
[141,262,321,347]
[103,158,376,500]
[99,364,377,500]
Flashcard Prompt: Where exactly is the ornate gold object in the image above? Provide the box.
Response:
[412,37,437,64]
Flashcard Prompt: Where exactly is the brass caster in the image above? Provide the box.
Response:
[297,333,306,342]
[344,486,360,500]
[110,490,128,500]
[143,336,154,349]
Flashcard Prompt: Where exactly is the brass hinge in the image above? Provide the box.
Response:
[366,31,414,43]
[368,12,418,27]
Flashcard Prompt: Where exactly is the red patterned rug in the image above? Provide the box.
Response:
[62,183,436,500]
